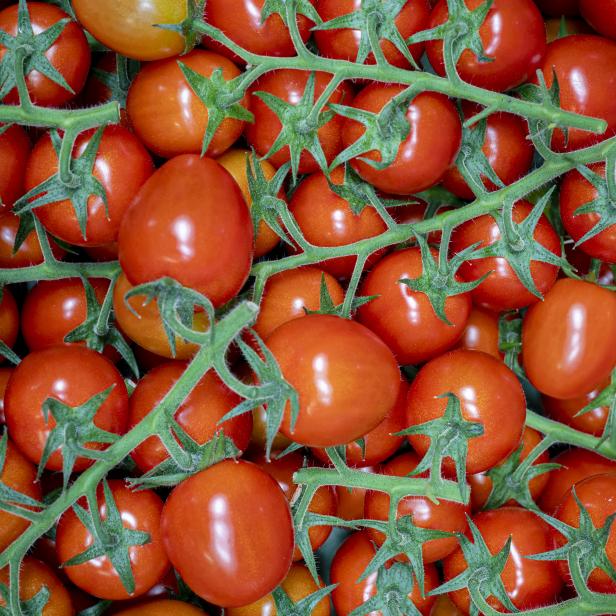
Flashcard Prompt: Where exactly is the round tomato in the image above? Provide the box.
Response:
[341,85,461,195]
[0,285,18,355]
[265,314,401,446]
[522,279,616,399]
[118,155,253,307]
[336,465,377,521]
[580,0,616,39]
[536,0,580,16]
[4,345,128,472]
[357,246,471,365]
[0,124,30,209]
[113,600,208,616]
[455,306,501,359]
[161,459,294,607]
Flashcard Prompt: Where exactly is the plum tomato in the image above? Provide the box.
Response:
[0,124,30,209]
[0,285,18,357]
[454,306,501,359]
[579,0,616,40]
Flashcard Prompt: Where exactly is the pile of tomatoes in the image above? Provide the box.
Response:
[0,0,615,614]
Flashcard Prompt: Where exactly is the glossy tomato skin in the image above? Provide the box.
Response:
[118,155,253,308]
[455,306,501,359]
[56,480,169,600]
[129,363,252,473]
[161,459,294,607]
[288,169,388,278]
[580,0,616,39]
[245,70,352,174]
[0,124,30,209]
[451,200,561,312]
[127,50,248,159]
[0,285,18,355]
[341,84,461,195]
[443,508,562,613]
[426,0,546,92]
[522,279,616,399]
[560,162,616,263]
[265,314,401,447]
[357,246,471,365]
[113,600,208,616]
[406,350,526,475]
[4,346,129,472]
[72,0,187,61]
[365,451,470,562]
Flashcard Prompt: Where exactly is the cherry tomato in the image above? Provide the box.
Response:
[455,306,501,359]
[357,246,471,365]
[0,285,18,355]
[0,124,30,209]
[336,465,377,521]
[265,314,401,446]
[0,366,11,422]
[118,155,253,307]
[114,600,208,616]
[341,84,461,195]
[536,0,580,16]
[245,69,352,174]
[443,508,563,613]
[426,0,546,92]
[161,459,294,607]
[580,0,616,39]
[4,345,128,472]
[522,279,616,399]
[127,50,248,159]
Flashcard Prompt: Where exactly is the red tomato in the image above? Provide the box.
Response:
[522,279,616,399]
[406,349,526,475]
[113,600,208,616]
[265,314,401,447]
[0,285,18,355]
[336,466,376,521]
[443,508,563,613]
[0,2,90,106]
[341,84,461,195]
[426,0,546,92]
[118,155,253,307]
[4,345,128,472]
[451,200,561,312]
[127,50,248,159]
[129,362,252,473]
[288,169,388,278]
[580,0,616,39]
[536,0,580,16]
[330,530,439,616]
[245,69,352,174]
[0,366,11,422]
[161,459,294,607]
[357,246,471,365]
[56,480,169,600]
[0,124,30,209]
[455,306,501,359]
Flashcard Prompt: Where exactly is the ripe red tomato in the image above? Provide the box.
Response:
[245,70,352,174]
[265,314,401,447]
[56,480,169,600]
[406,349,526,475]
[535,0,580,16]
[336,466,377,521]
[341,84,461,195]
[451,200,561,312]
[0,124,30,209]
[522,279,616,399]
[118,155,253,307]
[0,2,90,106]
[580,0,616,39]
[0,366,12,422]
[161,459,294,607]
[443,508,563,612]
[127,50,248,159]
[0,285,18,355]
[129,362,252,473]
[426,0,546,92]
[114,600,208,616]
[455,306,501,359]
[357,246,471,365]
[4,345,128,472]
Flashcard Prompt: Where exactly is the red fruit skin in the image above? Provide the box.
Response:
[580,0,616,40]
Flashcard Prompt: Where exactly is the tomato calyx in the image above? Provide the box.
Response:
[303,273,377,318]
[497,311,525,379]
[260,0,322,31]
[272,582,336,616]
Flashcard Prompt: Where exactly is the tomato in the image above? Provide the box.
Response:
[227,563,330,616]
[72,0,187,61]
[245,70,352,174]
[441,104,534,200]
[0,124,30,209]
[536,0,580,16]
[552,473,616,592]
[161,459,294,607]
[539,448,616,514]
[129,362,252,473]
[118,155,253,307]
[407,349,526,475]
[217,149,282,257]
[113,600,209,616]
[560,162,616,263]
[451,200,561,312]
[0,285,18,354]
[341,85,461,195]
[455,306,501,359]
[580,0,616,39]
[56,480,169,600]
[443,508,562,613]
[4,345,128,472]
[0,366,11,422]
[357,246,471,365]
[534,35,616,151]
[522,279,616,399]
[336,466,377,521]
[127,50,248,159]
[545,18,592,42]
[0,557,73,616]
[426,0,546,92]
[330,530,439,616]
[265,314,401,447]
[365,451,469,562]
[314,0,430,68]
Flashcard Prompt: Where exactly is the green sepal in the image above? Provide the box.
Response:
[272,582,337,616]
[0,340,20,366]
[498,311,525,380]
[90,54,140,109]
[0,581,50,616]
[76,601,113,616]
[304,273,377,317]
[575,369,616,452]
[260,0,322,27]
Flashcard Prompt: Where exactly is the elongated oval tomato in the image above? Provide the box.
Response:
[0,124,30,209]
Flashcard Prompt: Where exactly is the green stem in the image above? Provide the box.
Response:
[0,260,121,285]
